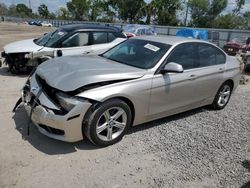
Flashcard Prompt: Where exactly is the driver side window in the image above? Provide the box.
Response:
[61,32,89,48]
[167,43,197,70]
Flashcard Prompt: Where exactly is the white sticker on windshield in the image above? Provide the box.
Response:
[144,43,160,52]
[58,32,65,35]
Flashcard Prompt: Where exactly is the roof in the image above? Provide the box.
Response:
[59,24,122,33]
[134,35,211,46]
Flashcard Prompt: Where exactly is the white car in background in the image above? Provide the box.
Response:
[41,21,53,27]
[123,24,157,38]
[1,24,127,73]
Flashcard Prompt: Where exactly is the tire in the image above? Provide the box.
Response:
[211,81,233,110]
[83,99,132,147]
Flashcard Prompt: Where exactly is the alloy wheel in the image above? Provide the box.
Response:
[217,85,231,107]
[96,107,127,141]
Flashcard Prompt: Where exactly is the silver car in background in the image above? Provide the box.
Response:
[18,36,241,146]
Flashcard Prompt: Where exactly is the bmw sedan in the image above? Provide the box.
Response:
[17,36,241,146]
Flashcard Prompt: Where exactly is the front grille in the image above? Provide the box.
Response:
[38,124,65,136]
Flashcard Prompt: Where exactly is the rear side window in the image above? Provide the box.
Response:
[198,43,226,67]
[167,43,197,70]
[108,32,116,42]
[92,32,108,44]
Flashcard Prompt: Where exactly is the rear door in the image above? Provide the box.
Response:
[193,43,226,100]
[149,42,226,118]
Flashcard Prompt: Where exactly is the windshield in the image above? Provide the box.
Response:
[103,39,171,69]
[35,29,68,47]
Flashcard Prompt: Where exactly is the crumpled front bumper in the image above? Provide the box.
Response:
[21,76,92,142]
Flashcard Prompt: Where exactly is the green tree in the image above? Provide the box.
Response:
[188,0,227,27]
[243,11,250,29]
[67,0,90,20]
[0,3,8,15]
[8,4,18,16]
[16,3,32,17]
[38,4,50,18]
[233,0,245,15]
[108,0,146,23]
[143,3,157,24]
[212,13,246,29]
[58,7,70,20]
[151,0,181,25]
[89,0,105,21]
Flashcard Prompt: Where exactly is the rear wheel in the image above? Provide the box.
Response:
[84,99,132,147]
[211,81,233,110]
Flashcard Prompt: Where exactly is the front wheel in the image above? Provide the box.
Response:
[211,82,233,110]
[83,99,132,147]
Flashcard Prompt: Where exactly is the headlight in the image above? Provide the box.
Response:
[24,53,32,59]
[56,92,84,111]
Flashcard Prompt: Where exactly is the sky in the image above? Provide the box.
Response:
[0,0,250,14]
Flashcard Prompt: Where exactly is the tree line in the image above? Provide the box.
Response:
[0,0,249,29]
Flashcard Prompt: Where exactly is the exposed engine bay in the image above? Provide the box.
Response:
[1,51,55,74]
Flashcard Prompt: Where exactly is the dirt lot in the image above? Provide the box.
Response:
[0,22,249,188]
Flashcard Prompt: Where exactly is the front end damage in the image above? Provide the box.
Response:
[16,73,94,142]
[1,50,55,74]
[2,52,30,73]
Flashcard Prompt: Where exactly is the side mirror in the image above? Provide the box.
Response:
[161,62,184,74]
[57,50,63,57]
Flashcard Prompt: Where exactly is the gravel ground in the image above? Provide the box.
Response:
[0,22,249,188]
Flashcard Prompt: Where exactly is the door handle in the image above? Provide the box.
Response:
[218,68,225,73]
[189,75,197,80]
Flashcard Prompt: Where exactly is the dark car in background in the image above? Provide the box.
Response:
[223,36,250,56]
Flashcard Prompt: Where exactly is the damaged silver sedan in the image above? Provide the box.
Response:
[16,36,241,146]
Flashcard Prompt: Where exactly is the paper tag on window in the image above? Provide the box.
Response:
[144,44,160,52]
[58,32,65,35]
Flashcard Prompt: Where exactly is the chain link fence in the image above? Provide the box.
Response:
[2,16,250,48]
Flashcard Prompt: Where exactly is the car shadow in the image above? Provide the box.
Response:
[12,106,99,155]
[128,106,211,135]
[240,160,250,188]
[0,66,29,78]
[12,105,211,155]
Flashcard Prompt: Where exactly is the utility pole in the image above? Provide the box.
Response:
[184,0,189,26]
[29,0,32,9]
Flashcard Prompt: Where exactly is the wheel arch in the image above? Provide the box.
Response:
[82,96,136,130]
[112,96,135,126]
[224,79,234,90]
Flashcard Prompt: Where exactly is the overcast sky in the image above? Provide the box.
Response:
[0,0,250,14]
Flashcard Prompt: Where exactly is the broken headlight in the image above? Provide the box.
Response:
[56,92,84,112]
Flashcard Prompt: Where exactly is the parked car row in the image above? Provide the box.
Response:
[26,20,53,27]
[223,36,250,56]
[1,23,241,147]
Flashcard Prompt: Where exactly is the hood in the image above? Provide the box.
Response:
[4,39,43,53]
[36,55,146,92]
